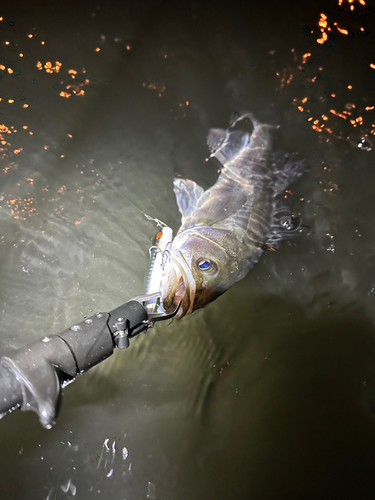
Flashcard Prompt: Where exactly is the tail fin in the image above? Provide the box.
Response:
[207,129,250,164]
[229,111,261,129]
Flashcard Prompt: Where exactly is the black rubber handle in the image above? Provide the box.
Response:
[0,299,149,428]
[0,363,22,416]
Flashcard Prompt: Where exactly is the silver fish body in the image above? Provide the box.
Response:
[162,112,306,317]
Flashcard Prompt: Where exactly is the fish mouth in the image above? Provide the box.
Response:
[161,248,196,318]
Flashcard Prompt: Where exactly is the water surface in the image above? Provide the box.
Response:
[1,1,375,498]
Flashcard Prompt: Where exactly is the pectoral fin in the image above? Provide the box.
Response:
[173,178,205,218]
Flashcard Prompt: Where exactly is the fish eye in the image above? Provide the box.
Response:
[198,259,211,270]
[197,259,217,274]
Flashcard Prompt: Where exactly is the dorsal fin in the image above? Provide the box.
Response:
[270,151,308,193]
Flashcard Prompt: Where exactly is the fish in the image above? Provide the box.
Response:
[161,112,306,318]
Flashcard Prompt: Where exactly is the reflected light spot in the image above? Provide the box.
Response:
[337,26,348,35]
[37,60,62,73]
[330,109,347,120]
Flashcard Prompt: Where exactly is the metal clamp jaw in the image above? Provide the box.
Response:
[111,292,181,349]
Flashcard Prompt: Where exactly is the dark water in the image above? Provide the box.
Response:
[1,0,375,498]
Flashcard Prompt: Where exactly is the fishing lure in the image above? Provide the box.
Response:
[143,226,173,312]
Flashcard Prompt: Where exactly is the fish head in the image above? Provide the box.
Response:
[161,227,245,318]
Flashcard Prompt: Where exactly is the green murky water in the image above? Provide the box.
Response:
[1,0,375,498]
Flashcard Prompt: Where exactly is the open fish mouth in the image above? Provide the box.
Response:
[161,248,196,318]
